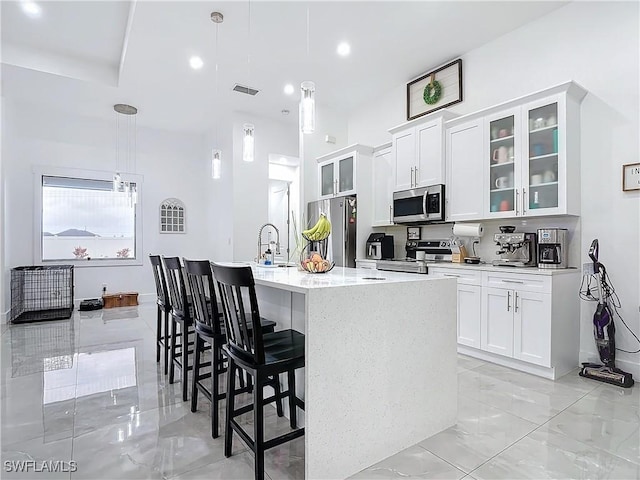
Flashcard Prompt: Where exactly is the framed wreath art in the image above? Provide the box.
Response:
[406,59,463,120]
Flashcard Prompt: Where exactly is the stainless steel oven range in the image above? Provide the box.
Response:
[376,239,453,274]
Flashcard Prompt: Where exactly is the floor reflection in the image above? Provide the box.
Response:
[9,319,75,378]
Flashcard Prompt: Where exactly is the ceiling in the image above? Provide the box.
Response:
[1,1,569,133]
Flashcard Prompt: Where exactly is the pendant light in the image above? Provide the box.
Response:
[242,1,255,162]
[300,7,315,134]
[211,149,222,178]
[113,103,138,205]
[300,81,315,134]
[243,123,255,162]
[211,11,224,179]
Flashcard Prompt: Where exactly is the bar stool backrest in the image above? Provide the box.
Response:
[211,263,265,365]
[183,259,222,335]
[149,255,170,310]
[163,256,190,321]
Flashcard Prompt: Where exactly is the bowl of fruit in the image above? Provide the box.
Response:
[300,253,334,273]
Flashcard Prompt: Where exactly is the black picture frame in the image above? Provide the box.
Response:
[406,59,463,121]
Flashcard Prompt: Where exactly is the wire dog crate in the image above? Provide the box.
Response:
[10,265,74,324]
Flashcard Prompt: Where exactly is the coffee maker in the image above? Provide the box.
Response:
[366,233,394,260]
[537,228,568,269]
[492,227,537,267]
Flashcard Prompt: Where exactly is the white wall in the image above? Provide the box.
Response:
[301,104,350,205]
[230,114,299,263]
[349,2,640,375]
[2,99,211,306]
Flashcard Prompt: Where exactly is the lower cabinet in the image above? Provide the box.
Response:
[429,267,482,349]
[483,286,551,367]
[432,266,579,379]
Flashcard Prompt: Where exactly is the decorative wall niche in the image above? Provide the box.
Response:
[160,198,186,233]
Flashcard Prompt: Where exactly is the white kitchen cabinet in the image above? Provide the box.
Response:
[446,81,586,221]
[316,144,373,200]
[389,111,455,192]
[483,287,515,357]
[318,155,355,198]
[445,119,485,221]
[514,290,552,365]
[372,143,394,226]
[481,273,553,368]
[429,267,482,349]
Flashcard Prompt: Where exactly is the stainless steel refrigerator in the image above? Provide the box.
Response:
[307,196,357,268]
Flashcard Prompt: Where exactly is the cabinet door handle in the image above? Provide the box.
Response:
[507,290,511,311]
[443,273,460,277]
[515,292,519,313]
[389,205,393,223]
[414,166,419,186]
[522,188,527,214]
[501,279,524,284]
[515,189,520,215]
[410,167,415,187]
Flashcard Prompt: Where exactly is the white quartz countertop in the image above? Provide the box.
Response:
[426,262,580,275]
[252,265,440,294]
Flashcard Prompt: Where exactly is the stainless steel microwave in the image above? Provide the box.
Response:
[393,184,445,224]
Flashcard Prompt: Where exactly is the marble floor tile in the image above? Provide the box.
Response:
[419,397,538,473]
[349,444,466,480]
[1,435,73,480]
[458,369,587,425]
[473,362,598,396]
[70,402,246,479]
[472,425,640,479]
[170,451,273,480]
[546,390,640,465]
[4,305,640,480]
[457,355,486,373]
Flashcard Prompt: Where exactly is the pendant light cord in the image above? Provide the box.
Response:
[216,20,219,145]
[247,0,251,84]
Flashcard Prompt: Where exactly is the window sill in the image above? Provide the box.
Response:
[41,258,143,268]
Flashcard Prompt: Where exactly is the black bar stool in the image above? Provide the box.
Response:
[163,256,196,402]
[183,259,280,438]
[149,255,171,375]
[212,263,305,480]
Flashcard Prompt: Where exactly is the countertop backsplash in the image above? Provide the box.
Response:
[372,216,581,268]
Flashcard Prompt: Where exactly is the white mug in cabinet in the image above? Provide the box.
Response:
[495,176,509,189]
[531,174,543,185]
[492,146,508,163]
[543,170,556,183]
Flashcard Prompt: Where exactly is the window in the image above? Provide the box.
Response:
[34,167,143,266]
[159,198,186,233]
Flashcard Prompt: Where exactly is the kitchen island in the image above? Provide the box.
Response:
[252,266,457,479]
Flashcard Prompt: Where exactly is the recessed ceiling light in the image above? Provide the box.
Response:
[21,1,42,18]
[284,84,294,95]
[189,56,204,70]
[281,109,290,116]
[337,42,351,56]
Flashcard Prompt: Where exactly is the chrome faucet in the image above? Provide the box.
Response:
[257,223,281,261]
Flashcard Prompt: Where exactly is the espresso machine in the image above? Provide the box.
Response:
[493,227,537,267]
[537,228,568,269]
[366,233,394,260]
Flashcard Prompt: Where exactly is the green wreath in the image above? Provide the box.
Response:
[423,80,442,105]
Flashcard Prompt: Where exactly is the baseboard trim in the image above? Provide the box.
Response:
[458,345,563,380]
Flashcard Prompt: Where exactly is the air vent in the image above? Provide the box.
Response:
[233,84,260,96]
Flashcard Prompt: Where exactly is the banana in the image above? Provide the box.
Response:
[303,214,331,240]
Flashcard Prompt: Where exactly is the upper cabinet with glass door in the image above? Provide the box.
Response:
[522,97,563,215]
[481,82,586,218]
[486,109,520,218]
[316,144,374,200]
